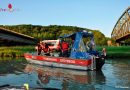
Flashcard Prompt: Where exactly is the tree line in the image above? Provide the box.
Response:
[0,24,110,46]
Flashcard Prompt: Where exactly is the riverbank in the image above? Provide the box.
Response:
[97,46,130,59]
[0,46,35,57]
[0,46,130,59]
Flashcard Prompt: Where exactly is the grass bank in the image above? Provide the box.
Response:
[0,46,130,59]
[0,46,35,57]
[96,46,130,59]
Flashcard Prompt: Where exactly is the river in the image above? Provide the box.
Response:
[0,58,130,90]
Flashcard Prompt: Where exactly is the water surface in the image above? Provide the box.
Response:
[0,58,130,90]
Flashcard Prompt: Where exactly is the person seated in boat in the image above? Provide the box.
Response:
[36,41,45,55]
[42,43,50,56]
[87,40,95,51]
[61,40,69,57]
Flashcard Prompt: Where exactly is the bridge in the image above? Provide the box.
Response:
[111,7,130,43]
[0,27,37,45]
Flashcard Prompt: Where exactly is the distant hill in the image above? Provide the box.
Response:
[0,24,108,45]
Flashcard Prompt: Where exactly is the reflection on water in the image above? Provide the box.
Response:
[24,64,105,90]
[0,58,129,90]
[0,58,26,74]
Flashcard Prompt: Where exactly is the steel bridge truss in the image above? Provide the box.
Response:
[111,7,130,42]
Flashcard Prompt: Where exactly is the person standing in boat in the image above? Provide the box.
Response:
[61,40,69,57]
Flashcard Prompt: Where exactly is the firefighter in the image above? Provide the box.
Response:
[61,40,69,57]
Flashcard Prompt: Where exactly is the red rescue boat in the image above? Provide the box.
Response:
[24,31,105,70]
[24,53,94,70]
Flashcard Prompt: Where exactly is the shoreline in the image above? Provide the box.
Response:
[97,46,130,59]
[0,46,130,59]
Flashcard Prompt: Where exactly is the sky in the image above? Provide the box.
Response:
[0,0,130,37]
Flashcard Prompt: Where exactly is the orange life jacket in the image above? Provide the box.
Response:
[62,42,69,51]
